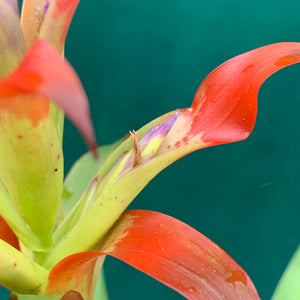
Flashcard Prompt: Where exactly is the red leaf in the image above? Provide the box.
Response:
[46,252,105,298]
[46,210,259,300]
[159,43,300,155]
[190,42,300,145]
[0,215,19,250]
[0,39,97,153]
[99,210,260,300]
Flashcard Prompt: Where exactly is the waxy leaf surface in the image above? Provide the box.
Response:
[45,210,259,300]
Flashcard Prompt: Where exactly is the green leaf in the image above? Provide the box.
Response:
[49,102,64,146]
[0,239,48,294]
[14,295,61,300]
[0,178,42,249]
[0,109,63,250]
[61,139,124,217]
[0,39,96,249]
[43,112,186,267]
[271,245,300,300]
[53,140,124,244]
[94,269,109,300]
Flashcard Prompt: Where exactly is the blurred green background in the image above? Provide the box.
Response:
[2,0,300,299]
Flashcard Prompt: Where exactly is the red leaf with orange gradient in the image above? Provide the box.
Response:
[46,252,105,299]
[0,215,19,250]
[46,210,259,300]
[0,39,97,152]
[189,43,300,145]
[159,43,300,155]
[99,210,260,300]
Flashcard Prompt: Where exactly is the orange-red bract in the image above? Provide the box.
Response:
[0,39,97,153]
[0,215,19,250]
[189,43,300,145]
[46,210,259,300]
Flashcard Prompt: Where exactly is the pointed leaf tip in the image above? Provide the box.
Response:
[1,39,97,152]
[190,42,300,145]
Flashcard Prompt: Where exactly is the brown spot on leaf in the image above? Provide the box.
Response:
[60,290,83,300]
[8,294,18,300]
[226,269,247,286]
[242,64,254,72]
[275,55,298,67]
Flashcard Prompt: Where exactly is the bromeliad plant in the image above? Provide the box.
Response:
[0,0,300,299]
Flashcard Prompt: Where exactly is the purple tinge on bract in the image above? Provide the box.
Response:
[116,110,180,176]
[4,0,18,13]
[139,110,179,150]
[43,0,50,16]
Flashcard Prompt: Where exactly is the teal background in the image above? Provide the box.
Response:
[2,0,300,299]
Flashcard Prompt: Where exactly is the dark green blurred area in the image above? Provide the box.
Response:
[2,0,300,299]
